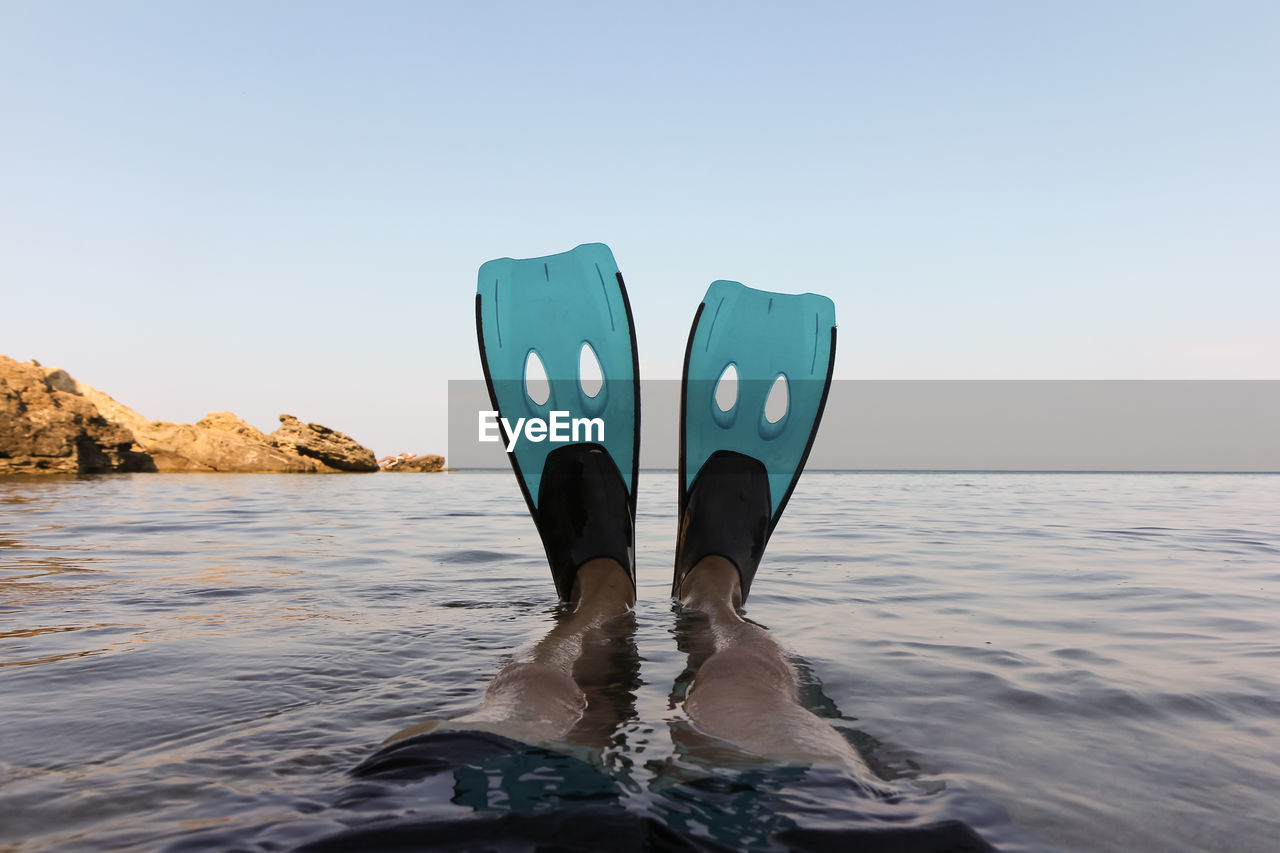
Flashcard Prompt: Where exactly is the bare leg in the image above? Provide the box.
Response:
[678,556,875,776]
[387,558,635,745]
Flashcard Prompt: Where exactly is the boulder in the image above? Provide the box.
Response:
[0,355,149,474]
[381,454,445,473]
[269,415,378,472]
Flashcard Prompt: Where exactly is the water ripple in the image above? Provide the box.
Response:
[0,472,1277,852]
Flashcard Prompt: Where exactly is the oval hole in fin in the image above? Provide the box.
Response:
[524,350,550,406]
[764,374,789,424]
[715,363,739,412]
[579,342,604,398]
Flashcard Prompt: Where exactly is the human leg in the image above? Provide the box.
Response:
[667,282,862,769]
[387,559,635,746]
[676,557,874,775]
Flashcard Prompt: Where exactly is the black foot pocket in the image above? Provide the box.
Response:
[674,450,773,602]
[536,443,635,600]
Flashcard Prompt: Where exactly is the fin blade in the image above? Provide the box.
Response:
[476,243,640,598]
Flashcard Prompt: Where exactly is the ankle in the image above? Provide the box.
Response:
[570,558,635,615]
[679,556,743,613]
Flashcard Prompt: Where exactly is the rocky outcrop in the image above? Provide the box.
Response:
[43,367,148,435]
[25,362,327,473]
[197,411,270,443]
[2,355,394,475]
[381,454,445,473]
[269,415,378,472]
[1,356,150,474]
[130,419,328,473]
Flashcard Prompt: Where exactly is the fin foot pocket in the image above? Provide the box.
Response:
[536,443,635,599]
[673,450,772,601]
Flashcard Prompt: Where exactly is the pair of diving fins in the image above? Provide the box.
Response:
[476,243,835,603]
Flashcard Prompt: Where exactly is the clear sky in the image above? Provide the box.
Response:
[2,1,1276,457]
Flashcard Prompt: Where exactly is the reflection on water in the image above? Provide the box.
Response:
[0,472,1278,851]
[566,610,642,758]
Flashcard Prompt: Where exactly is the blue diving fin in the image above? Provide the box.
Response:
[475,243,640,600]
[675,281,836,602]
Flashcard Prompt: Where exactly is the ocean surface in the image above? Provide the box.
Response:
[1,472,1277,851]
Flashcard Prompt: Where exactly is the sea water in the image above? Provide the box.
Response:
[1,472,1277,851]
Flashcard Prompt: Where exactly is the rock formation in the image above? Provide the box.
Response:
[122,410,328,473]
[1,355,392,475]
[380,454,446,473]
[269,415,379,472]
[1,356,149,474]
[128,418,329,473]
[197,411,270,443]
